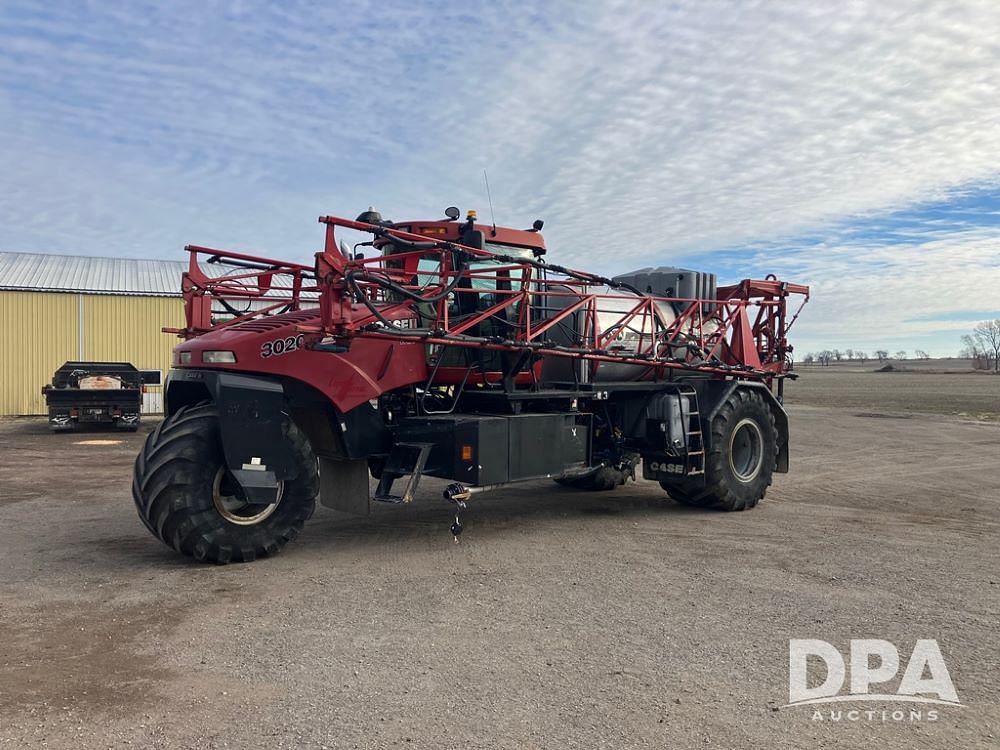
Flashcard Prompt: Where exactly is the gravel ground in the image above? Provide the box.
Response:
[0,405,997,749]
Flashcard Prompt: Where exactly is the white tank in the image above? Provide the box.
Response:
[591,287,677,381]
[539,283,718,383]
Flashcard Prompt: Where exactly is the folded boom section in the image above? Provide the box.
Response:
[168,214,809,385]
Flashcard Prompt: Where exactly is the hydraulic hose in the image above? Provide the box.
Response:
[343,247,469,334]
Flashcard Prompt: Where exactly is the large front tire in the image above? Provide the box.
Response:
[661,388,777,511]
[132,403,318,563]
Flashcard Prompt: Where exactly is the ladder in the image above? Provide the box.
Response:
[677,386,705,477]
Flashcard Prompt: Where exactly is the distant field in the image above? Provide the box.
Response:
[785,361,1000,419]
[795,357,978,373]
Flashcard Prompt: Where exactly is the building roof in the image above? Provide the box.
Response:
[0,251,189,297]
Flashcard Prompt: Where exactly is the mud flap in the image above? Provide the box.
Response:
[318,457,370,515]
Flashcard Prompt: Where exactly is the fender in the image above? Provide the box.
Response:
[697,380,790,473]
[166,368,298,502]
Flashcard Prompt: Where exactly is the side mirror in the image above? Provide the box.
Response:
[444,206,460,220]
[460,227,487,251]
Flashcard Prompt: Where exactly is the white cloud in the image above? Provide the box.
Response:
[1,0,999,354]
[447,1,1000,263]
[740,223,1000,356]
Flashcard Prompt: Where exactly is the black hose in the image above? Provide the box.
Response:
[347,265,465,305]
[342,243,472,331]
[372,228,453,252]
[350,286,434,334]
[489,253,644,295]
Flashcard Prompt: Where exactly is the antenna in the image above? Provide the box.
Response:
[483,169,497,236]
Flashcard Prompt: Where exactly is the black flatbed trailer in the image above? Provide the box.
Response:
[42,362,143,432]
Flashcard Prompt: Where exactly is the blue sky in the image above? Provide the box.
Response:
[1,1,999,356]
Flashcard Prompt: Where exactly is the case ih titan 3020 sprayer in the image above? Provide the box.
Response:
[132,207,809,563]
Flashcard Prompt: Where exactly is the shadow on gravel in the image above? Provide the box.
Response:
[298,487,706,546]
[82,479,709,570]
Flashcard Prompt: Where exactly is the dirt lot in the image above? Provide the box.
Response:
[1,381,999,748]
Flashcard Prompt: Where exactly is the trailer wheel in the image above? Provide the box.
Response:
[661,388,777,511]
[131,402,318,563]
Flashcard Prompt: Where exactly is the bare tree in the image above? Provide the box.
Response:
[972,319,1000,372]
[833,349,843,361]
[894,350,908,361]
[802,353,815,365]
[914,349,930,360]
[960,334,989,369]
[845,348,854,360]
[818,350,833,366]
[875,349,889,362]
[855,351,868,364]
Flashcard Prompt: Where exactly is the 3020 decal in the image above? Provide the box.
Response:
[260,334,305,358]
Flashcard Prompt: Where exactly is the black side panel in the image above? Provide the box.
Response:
[392,413,590,485]
[508,413,589,480]
[338,402,393,458]
[607,389,690,445]
[394,415,509,485]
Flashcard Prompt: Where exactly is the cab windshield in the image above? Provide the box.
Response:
[409,242,541,371]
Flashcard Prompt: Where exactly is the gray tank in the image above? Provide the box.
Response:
[612,267,716,311]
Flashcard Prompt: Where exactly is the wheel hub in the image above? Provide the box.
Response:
[211,467,283,525]
[729,418,764,483]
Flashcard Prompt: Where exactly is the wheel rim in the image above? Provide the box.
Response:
[211,466,283,525]
[728,418,764,482]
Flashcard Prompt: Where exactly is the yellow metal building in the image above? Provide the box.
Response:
[0,252,186,416]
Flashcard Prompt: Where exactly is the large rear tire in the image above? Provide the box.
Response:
[660,388,777,511]
[132,402,318,563]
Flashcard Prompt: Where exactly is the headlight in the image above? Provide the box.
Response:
[176,351,192,365]
[202,350,237,364]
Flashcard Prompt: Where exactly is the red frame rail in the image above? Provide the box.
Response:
[170,215,809,383]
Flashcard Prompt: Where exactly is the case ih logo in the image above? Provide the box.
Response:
[785,639,962,720]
